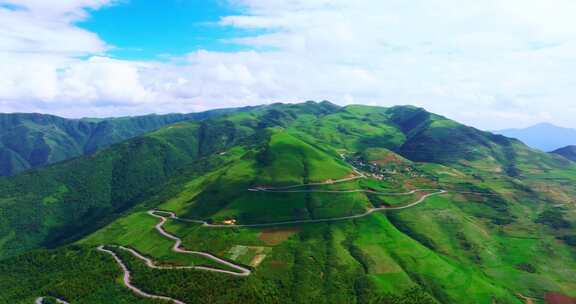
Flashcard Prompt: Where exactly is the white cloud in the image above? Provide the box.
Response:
[1,0,576,129]
[1,0,115,18]
[0,0,112,54]
[0,0,155,113]
[60,57,155,104]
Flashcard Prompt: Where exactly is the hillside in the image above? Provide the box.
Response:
[0,102,339,258]
[552,146,576,161]
[1,102,575,304]
[495,123,576,152]
[0,108,250,176]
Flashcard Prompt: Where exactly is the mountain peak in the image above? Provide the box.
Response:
[530,122,569,130]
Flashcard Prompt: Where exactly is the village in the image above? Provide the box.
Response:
[345,154,426,181]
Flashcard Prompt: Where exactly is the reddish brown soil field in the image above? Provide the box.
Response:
[267,260,285,270]
[546,293,576,304]
[258,227,301,245]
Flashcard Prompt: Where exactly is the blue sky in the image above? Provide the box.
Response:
[79,0,258,60]
[1,0,576,129]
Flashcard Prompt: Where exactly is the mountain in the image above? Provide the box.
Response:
[494,122,576,152]
[1,101,575,303]
[552,145,576,161]
[0,108,251,176]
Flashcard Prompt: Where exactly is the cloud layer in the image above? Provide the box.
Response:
[1,0,575,128]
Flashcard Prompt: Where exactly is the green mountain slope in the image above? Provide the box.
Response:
[290,104,571,176]
[0,108,249,176]
[0,102,336,258]
[1,101,575,304]
[552,145,576,161]
[0,118,257,258]
[394,109,571,177]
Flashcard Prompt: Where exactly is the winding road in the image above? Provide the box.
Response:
[146,211,251,276]
[95,211,251,304]
[249,187,442,195]
[95,186,446,304]
[152,189,446,228]
[97,246,186,304]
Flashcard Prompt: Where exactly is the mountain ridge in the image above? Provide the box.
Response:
[0,107,256,176]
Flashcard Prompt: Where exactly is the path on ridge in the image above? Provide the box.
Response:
[152,189,447,228]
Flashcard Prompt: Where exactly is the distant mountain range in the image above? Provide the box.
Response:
[494,122,576,152]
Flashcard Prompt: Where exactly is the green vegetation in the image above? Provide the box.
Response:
[0,245,159,304]
[536,208,572,229]
[1,101,575,303]
[0,107,251,176]
[0,117,256,258]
